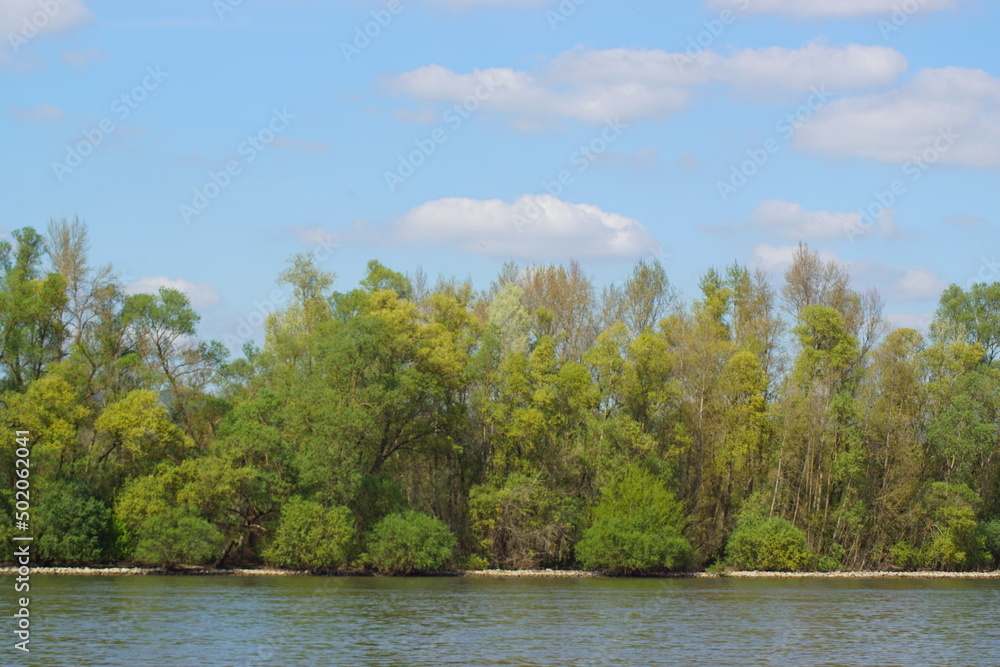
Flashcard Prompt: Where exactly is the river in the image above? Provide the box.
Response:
[5,575,999,666]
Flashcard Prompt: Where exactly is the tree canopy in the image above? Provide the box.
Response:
[2,221,998,573]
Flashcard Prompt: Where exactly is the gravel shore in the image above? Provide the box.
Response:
[1,566,999,578]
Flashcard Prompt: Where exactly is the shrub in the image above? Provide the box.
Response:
[366,511,456,574]
[575,466,693,573]
[459,554,490,571]
[888,541,922,571]
[980,520,1000,567]
[37,481,113,565]
[920,483,988,570]
[133,508,224,567]
[263,498,354,571]
[469,474,580,569]
[725,517,812,572]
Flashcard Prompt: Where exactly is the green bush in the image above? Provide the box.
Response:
[888,541,922,571]
[133,508,224,567]
[459,554,490,571]
[36,481,113,565]
[263,498,354,571]
[366,511,456,574]
[469,474,580,569]
[725,517,812,572]
[575,466,693,573]
[980,520,1000,567]
[920,483,988,570]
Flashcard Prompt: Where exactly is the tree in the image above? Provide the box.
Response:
[114,458,233,562]
[936,283,1000,364]
[123,287,226,440]
[0,227,67,391]
[91,390,195,485]
[853,328,927,568]
[518,260,598,361]
[486,283,531,357]
[601,259,675,336]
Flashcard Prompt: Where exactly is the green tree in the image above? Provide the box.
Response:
[936,283,1000,364]
[0,227,67,391]
[91,390,195,486]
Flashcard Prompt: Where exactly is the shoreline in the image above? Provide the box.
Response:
[1,566,999,579]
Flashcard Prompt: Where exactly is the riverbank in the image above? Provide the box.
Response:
[2,566,999,578]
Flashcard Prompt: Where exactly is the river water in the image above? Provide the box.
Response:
[4,575,999,666]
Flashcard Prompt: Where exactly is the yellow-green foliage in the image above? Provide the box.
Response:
[365,511,456,574]
[263,498,354,571]
[725,517,813,572]
[576,466,693,573]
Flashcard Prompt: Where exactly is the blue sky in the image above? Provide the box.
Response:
[2,0,998,352]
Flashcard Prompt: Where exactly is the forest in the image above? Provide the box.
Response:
[2,218,999,574]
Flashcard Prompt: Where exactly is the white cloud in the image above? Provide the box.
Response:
[721,42,907,99]
[750,201,858,240]
[9,103,66,122]
[707,0,956,18]
[61,45,105,68]
[886,312,934,331]
[0,0,93,38]
[290,225,341,249]
[795,67,1000,167]
[386,43,906,127]
[125,276,222,310]
[392,195,658,260]
[884,266,948,301]
[944,213,987,227]
[748,200,899,240]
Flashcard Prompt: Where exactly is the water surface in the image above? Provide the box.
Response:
[4,575,999,666]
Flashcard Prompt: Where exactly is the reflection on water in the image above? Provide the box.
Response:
[5,575,999,666]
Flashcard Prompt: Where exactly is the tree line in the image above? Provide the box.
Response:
[1,219,998,573]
